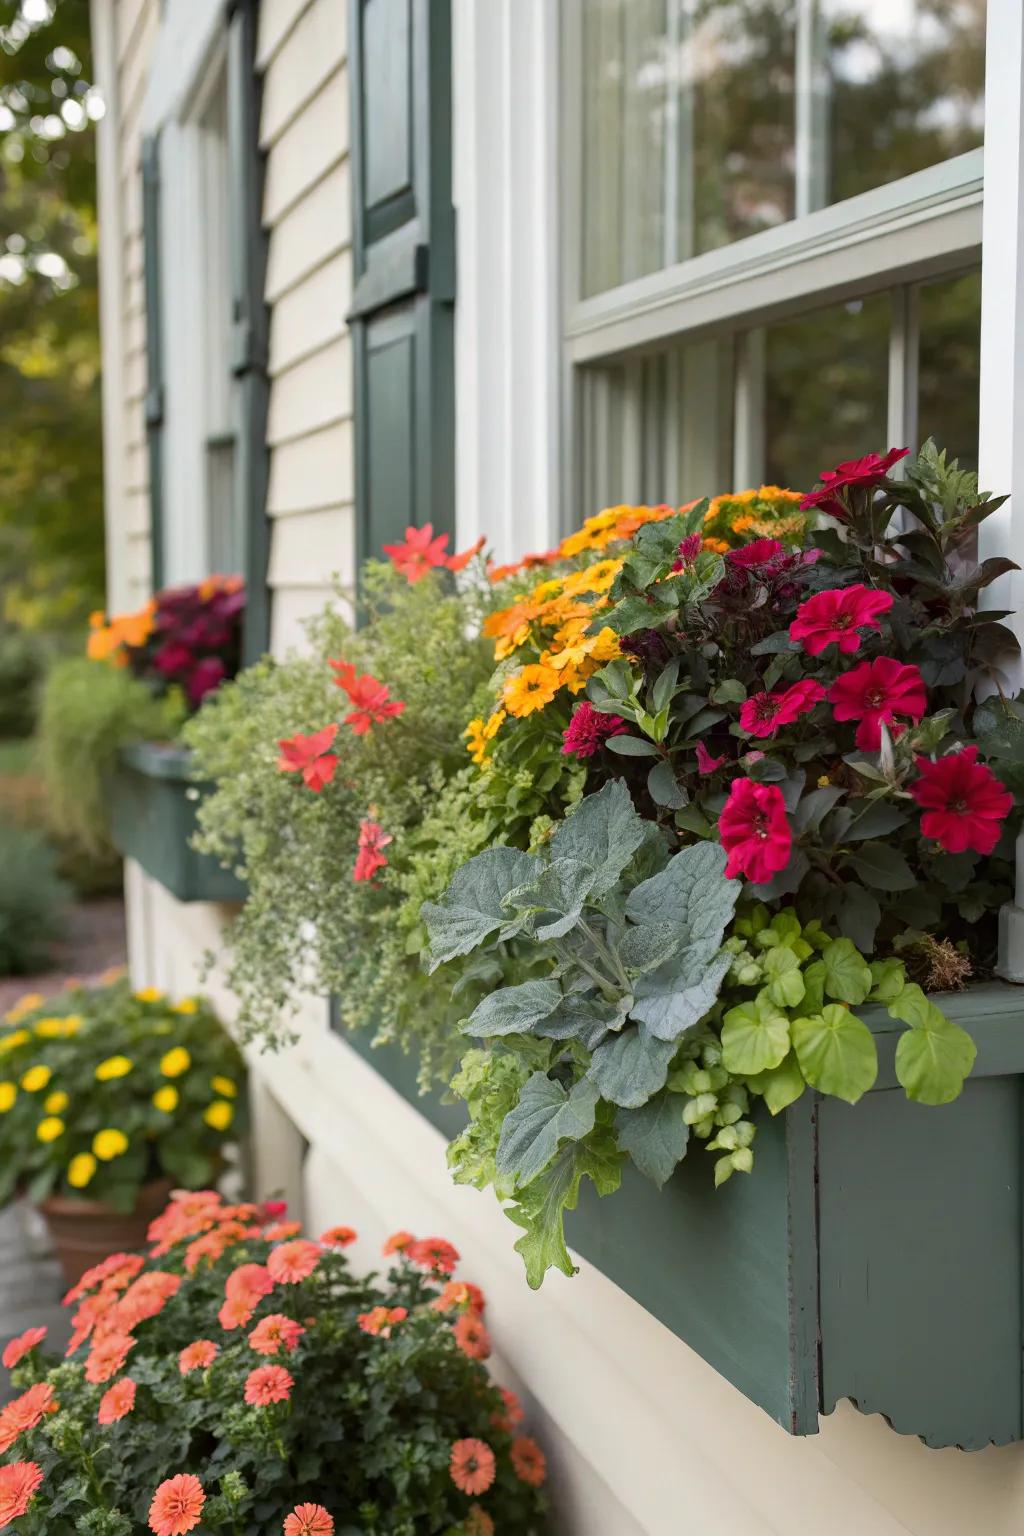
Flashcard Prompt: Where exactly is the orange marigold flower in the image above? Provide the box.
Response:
[382,522,450,582]
[2,1325,47,1369]
[98,1377,137,1424]
[178,1340,218,1375]
[491,1386,524,1432]
[465,1507,495,1536]
[406,1236,460,1275]
[284,1503,335,1536]
[382,1229,414,1256]
[244,1363,294,1406]
[503,664,561,717]
[510,1435,547,1487]
[0,1461,43,1524]
[0,1383,58,1454]
[148,1472,205,1536]
[449,1438,496,1497]
[226,1262,274,1305]
[319,1225,357,1248]
[330,662,406,735]
[356,1306,407,1337]
[267,1240,320,1285]
[85,1332,135,1386]
[264,1221,303,1242]
[453,1312,491,1361]
[248,1314,306,1356]
[431,1280,485,1315]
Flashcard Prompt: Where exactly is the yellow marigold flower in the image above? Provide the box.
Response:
[136,987,164,1003]
[0,1029,30,1055]
[61,1014,82,1036]
[34,1017,67,1039]
[37,1117,64,1144]
[503,664,562,718]
[530,577,565,603]
[174,998,199,1015]
[5,993,43,1023]
[20,1065,51,1093]
[464,710,506,766]
[211,1076,237,1099]
[561,557,624,598]
[817,774,831,788]
[0,1083,16,1112]
[45,1091,68,1114]
[152,1086,178,1113]
[160,1047,191,1078]
[204,1100,234,1132]
[68,1153,97,1189]
[93,1128,129,1161]
[95,1056,134,1082]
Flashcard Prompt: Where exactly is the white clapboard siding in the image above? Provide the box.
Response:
[259,0,346,148]
[256,0,314,70]
[267,420,354,516]
[268,249,352,375]
[267,506,354,588]
[266,336,353,447]
[262,68,348,227]
[264,163,351,305]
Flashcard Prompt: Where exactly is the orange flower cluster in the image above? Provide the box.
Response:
[87,599,156,663]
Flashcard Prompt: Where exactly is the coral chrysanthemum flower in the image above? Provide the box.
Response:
[2,1325,46,1369]
[218,1297,254,1331]
[329,662,407,734]
[226,1262,275,1304]
[353,819,393,883]
[98,1377,137,1424]
[510,1435,547,1487]
[356,1306,407,1337]
[739,679,825,739]
[277,725,339,793]
[431,1279,485,1315]
[284,1503,335,1536]
[111,1271,181,1329]
[828,656,927,750]
[503,663,561,717]
[148,1473,205,1536]
[464,1506,495,1536]
[718,779,792,884]
[491,1386,524,1433]
[382,1230,414,1256]
[178,1340,218,1375]
[382,522,450,582]
[407,1236,460,1275]
[911,747,1013,855]
[85,1332,136,1386]
[449,1438,496,1497]
[319,1225,357,1248]
[267,1239,320,1285]
[244,1363,294,1406]
[561,701,629,758]
[0,1461,43,1524]
[789,584,893,656]
[249,1314,306,1356]
[0,1383,58,1454]
[453,1312,492,1360]
[801,447,909,511]
[264,1221,302,1241]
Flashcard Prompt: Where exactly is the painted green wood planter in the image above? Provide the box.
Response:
[342,982,1024,1449]
[107,742,245,904]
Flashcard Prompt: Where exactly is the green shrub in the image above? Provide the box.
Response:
[37,656,185,857]
[0,626,48,738]
[0,821,69,974]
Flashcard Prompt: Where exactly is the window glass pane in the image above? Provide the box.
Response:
[916,269,981,471]
[762,294,890,491]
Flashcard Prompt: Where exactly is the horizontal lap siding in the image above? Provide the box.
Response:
[257,0,353,658]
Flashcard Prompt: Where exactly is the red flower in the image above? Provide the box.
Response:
[262,1199,288,1220]
[671,533,704,570]
[801,447,909,511]
[329,662,406,734]
[382,523,450,582]
[491,1386,524,1433]
[249,1314,306,1356]
[2,1326,47,1369]
[98,1377,136,1424]
[186,656,227,705]
[148,1473,205,1536]
[911,747,1013,855]
[0,1462,43,1524]
[353,819,393,883]
[284,1505,335,1536]
[447,534,487,572]
[178,1340,218,1375]
[153,640,194,677]
[319,1225,357,1248]
[277,725,339,792]
[828,657,927,750]
[267,1239,320,1285]
[407,1236,460,1275]
[449,1438,496,1496]
[561,701,629,758]
[453,1312,492,1360]
[789,584,893,656]
[726,537,786,571]
[739,679,825,739]
[510,1435,547,1488]
[244,1363,294,1406]
[719,779,792,884]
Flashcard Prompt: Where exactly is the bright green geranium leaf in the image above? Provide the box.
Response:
[893,1005,977,1105]
[801,959,826,1014]
[631,948,731,1041]
[422,846,534,969]
[720,996,791,1075]
[615,1093,689,1187]
[868,957,907,1003]
[762,946,806,1008]
[496,1072,602,1186]
[747,1050,806,1115]
[587,1025,677,1108]
[791,1004,878,1104]
[625,840,740,947]
[465,978,562,1038]
[885,981,931,1028]
[548,778,647,897]
[821,937,873,1005]
[509,1130,623,1288]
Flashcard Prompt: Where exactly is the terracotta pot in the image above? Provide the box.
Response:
[38,1178,174,1286]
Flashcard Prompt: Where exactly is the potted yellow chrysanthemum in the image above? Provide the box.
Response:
[0,977,245,1282]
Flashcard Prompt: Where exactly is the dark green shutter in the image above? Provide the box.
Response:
[141,134,165,592]
[347,0,455,567]
[227,0,271,663]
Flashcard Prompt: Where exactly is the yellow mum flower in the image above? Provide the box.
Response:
[93,1128,129,1161]
[203,1100,234,1132]
[210,1076,237,1099]
[95,1056,134,1082]
[45,1091,68,1114]
[463,710,506,767]
[60,1014,82,1037]
[5,993,43,1024]
[503,664,562,718]
[160,1047,191,1078]
[561,557,624,598]
[0,1030,30,1055]
[68,1153,97,1189]
[34,1018,67,1039]
[20,1065,51,1093]
[0,1083,16,1113]
[136,987,164,1003]
[152,1086,178,1113]
[174,998,199,1015]
[37,1117,65,1144]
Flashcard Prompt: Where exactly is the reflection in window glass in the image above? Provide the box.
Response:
[762,294,890,492]
[916,270,981,471]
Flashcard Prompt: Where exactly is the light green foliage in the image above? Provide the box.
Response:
[0,822,69,974]
[37,657,184,856]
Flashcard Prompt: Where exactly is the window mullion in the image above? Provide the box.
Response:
[732,330,765,490]
[887,285,919,466]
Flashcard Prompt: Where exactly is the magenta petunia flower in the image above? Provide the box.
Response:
[789,585,893,656]
[718,779,792,884]
[828,656,927,750]
[801,447,909,511]
[911,748,1013,855]
[739,679,825,739]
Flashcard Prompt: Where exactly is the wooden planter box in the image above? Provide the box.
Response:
[107,742,245,904]
[340,983,1024,1449]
